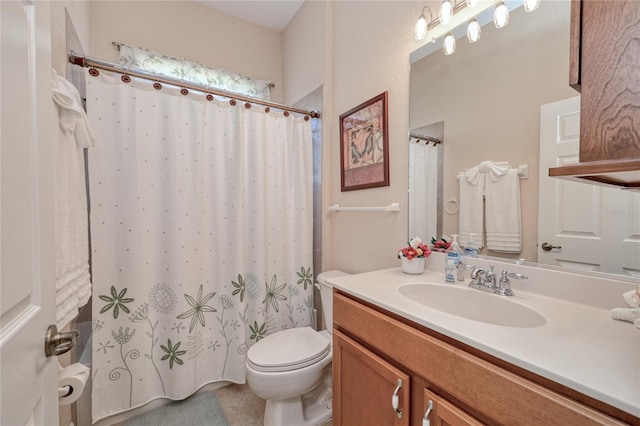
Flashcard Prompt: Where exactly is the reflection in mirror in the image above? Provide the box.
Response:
[409,1,640,279]
[408,122,443,242]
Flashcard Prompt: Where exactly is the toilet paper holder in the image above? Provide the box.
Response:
[58,385,73,398]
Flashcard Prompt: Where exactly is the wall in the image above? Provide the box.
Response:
[284,1,427,273]
[89,1,284,101]
[282,0,326,106]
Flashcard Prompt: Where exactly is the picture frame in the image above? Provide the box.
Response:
[339,91,389,191]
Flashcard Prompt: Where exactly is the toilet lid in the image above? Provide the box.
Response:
[247,327,330,373]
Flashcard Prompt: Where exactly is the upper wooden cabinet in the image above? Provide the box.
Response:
[549,0,640,188]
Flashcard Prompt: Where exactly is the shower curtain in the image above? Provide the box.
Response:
[86,69,314,422]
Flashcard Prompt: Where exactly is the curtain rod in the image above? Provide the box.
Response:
[409,133,442,145]
[68,52,319,119]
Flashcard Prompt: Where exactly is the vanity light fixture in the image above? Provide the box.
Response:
[439,0,454,25]
[415,0,538,56]
[443,32,456,55]
[523,0,540,12]
[414,6,432,41]
[494,1,509,28]
[467,18,481,43]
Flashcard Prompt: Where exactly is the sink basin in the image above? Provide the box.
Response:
[398,283,546,328]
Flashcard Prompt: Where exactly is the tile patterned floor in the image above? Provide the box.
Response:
[215,383,265,426]
[215,383,332,426]
[107,383,331,426]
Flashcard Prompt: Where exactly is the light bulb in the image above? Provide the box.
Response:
[415,13,428,40]
[443,33,456,55]
[523,0,540,12]
[494,1,509,28]
[466,0,479,7]
[467,19,481,43]
[439,0,453,25]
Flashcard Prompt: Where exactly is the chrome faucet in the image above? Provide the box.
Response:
[496,270,528,296]
[469,265,496,289]
[468,265,527,296]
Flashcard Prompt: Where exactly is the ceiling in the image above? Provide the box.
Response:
[196,0,305,32]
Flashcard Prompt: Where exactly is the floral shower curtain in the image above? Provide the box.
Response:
[86,69,314,422]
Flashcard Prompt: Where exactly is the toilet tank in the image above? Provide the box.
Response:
[316,270,350,334]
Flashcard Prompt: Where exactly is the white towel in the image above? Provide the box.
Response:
[623,288,640,308]
[610,307,640,323]
[458,170,484,249]
[485,168,522,253]
[52,69,94,328]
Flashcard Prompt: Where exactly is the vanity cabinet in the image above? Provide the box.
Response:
[333,329,410,426]
[333,290,632,425]
[549,0,640,188]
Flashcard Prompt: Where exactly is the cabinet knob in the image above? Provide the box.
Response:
[392,378,403,419]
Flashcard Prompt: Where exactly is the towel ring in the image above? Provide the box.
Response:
[445,197,459,215]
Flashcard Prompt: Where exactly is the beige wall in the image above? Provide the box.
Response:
[329,1,422,273]
[410,1,576,262]
[282,0,326,106]
[284,1,427,273]
[89,1,284,101]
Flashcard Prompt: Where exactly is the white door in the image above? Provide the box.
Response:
[539,96,640,277]
[1,2,59,425]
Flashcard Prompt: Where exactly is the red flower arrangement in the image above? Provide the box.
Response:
[430,237,452,252]
[398,237,432,260]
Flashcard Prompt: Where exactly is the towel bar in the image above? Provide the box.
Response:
[328,203,400,212]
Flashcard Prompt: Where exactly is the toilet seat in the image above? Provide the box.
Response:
[247,327,330,373]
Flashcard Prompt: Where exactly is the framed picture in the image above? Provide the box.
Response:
[340,92,389,191]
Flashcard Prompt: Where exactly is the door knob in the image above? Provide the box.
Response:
[541,242,562,252]
[45,324,79,357]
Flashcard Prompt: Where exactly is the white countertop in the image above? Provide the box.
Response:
[328,267,640,418]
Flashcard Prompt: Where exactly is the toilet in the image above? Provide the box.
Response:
[245,270,349,426]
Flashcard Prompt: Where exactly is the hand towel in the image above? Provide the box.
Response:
[478,160,510,182]
[610,307,640,323]
[623,288,640,308]
[52,69,94,328]
[458,170,484,249]
[485,168,522,253]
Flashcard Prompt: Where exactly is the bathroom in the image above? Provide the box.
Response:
[1,0,639,425]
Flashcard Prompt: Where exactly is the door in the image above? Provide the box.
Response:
[539,96,640,277]
[422,387,484,426]
[333,329,410,426]
[1,2,58,425]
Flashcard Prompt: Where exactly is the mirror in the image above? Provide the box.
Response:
[409,1,639,279]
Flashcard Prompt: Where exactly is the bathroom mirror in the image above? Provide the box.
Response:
[409,1,639,279]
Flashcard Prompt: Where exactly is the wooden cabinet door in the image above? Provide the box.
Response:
[421,388,484,426]
[578,0,640,162]
[333,329,410,426]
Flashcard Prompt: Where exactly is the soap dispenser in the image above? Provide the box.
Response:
[452,234,465,281]
[463,234,479,258]
[446,234,463,283]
